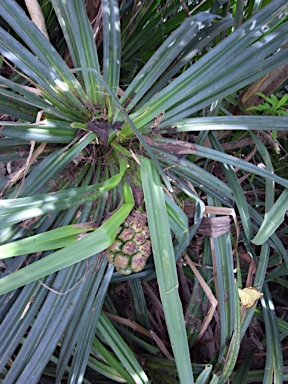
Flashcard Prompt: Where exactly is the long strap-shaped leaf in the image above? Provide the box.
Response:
[90,337,136,383]
[129,0,288,128]
[97,312,150,384]
[141,157,194,383]
[252,188,288,245]
[0,156,128,228]
[0,223,97,258]
[66,265,114,384]
[0,75,79,122]
[102,0,121,95]
[64,0,102,103]
[121,13,220,110]
[0,94,37,122]
[0,2,90,115]
[261,284,283,383]
[0,120,77,143]
[135,17,234,111]
[218,288,241,384]
[169,116,288,132]
[179,143,288,189]
[209,132,253,240]
[5,257,108,384]
[0,183,134,295]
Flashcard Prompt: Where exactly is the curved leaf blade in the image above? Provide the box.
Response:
[0,183,134,295]
[102,0,121,94]
[141,157,194,383]
[252,189,288,245]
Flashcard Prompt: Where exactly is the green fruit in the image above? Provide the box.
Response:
[106,211,151,275]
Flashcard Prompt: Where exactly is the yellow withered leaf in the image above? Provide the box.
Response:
[238,287,263,308]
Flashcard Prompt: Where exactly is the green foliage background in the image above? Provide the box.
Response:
[0,0,287,382]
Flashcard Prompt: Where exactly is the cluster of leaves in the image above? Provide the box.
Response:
[247,92,288,116]
[0,0,288,383]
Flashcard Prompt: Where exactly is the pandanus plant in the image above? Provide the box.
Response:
[0,0,288,382]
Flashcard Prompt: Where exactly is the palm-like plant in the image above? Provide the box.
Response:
[0,0,288,382]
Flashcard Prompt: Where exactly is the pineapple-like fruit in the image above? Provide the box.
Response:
[106,211,151,275]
